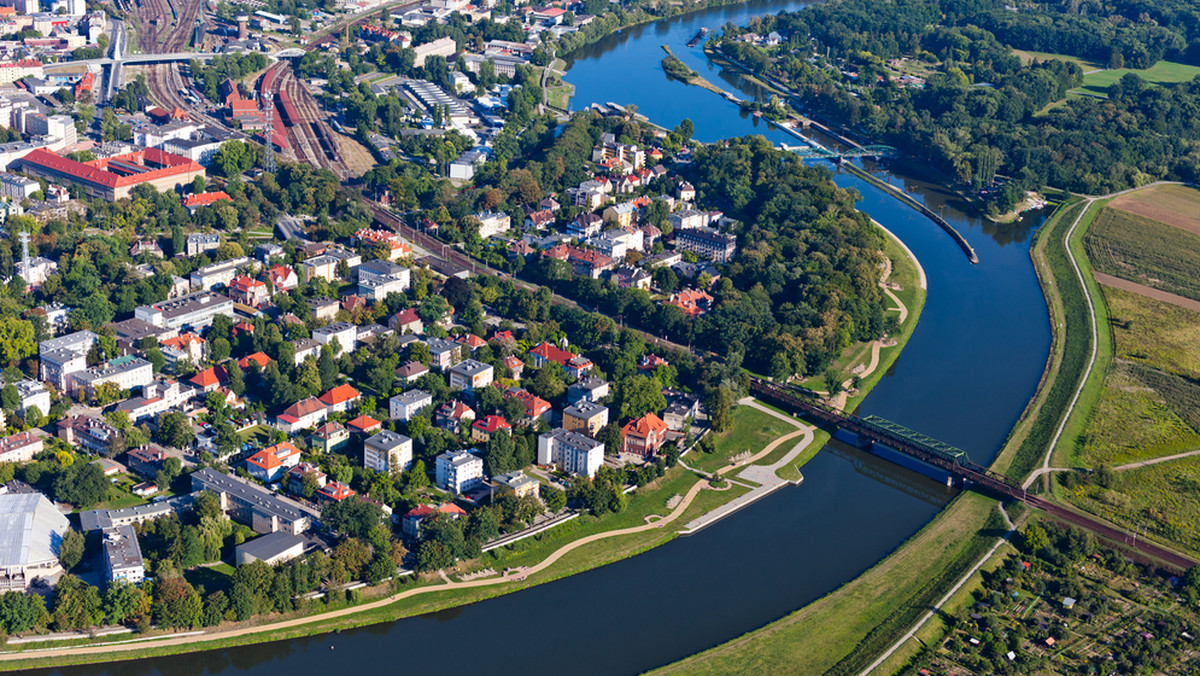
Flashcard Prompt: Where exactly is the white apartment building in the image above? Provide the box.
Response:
[537,428,605,478]
[38,330,97,391]
[435,449,484,495]
[312,322,357,356]
[71,355,153,398]
[134,291,235,331]
[189,256,250,291]
[447,359,494,394]
[363,431,413,474]
[389,389,432,421]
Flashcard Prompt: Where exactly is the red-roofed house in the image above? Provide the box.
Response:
[401,502,467,538]
[228,275,269,307]
[160,333,205,365]
[286,462,327,496]
[389,308,423,334]
[318,384,361,413]
[347,415,382,434]
[529,342,593,378]
[182,191,231,214]
[622,413,668,457]
[188,365,227,393]
[457,333,486,352]
[316,481,356,504]
[310,421,349,453]
[504,388,551,424]
[246,441,303,482]
[19,148,205,202]
[503,355,525,380]
[435,400,475,431]
[264,265,299,292]
[639,354,669,371]
[471,415,511,443]
[276,397,328,433]
[666,288,714,317]
[237,352,272,371]
[233,322,255,336]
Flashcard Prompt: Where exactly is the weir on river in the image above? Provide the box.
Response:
[39,2,1053,674]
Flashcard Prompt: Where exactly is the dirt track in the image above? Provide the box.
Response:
[1094,272,1200,313]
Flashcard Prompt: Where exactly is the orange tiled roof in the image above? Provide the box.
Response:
[319,384,361,406]
[623,412,667,439]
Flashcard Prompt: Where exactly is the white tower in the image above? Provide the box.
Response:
[262,88,276,174]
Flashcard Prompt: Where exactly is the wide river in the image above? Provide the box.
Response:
[41,2,1051,674]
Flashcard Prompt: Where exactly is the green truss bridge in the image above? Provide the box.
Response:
[781,143,897,160]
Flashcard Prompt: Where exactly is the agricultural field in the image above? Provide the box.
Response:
[1084,206,1200,302]
[1072,60,1200,96]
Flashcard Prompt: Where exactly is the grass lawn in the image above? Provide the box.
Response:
[652,492,1004,675]
[238,424,275,446]
[185,563,236,594]
[1107,285,1200,380]
[686,406,797,475]
[1073,60,1200,96]
[1013,49,1102,72]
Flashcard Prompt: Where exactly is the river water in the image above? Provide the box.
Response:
[40,3,1051,675]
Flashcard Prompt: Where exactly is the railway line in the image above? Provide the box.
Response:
[265,63,354,178]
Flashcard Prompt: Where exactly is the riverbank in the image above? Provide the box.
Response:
[661,45,727,95]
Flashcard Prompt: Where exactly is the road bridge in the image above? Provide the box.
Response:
[748,378,1197,570]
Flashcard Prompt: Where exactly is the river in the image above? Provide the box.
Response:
[39,3,1051,675]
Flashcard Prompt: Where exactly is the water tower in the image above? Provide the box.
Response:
[237,15,249,41]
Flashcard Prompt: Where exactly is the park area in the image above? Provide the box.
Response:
[685,405,797,475]
[1063,187,1200,559]
[1072,60,1200,96]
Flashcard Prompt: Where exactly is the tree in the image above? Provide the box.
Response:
[0,384,16,411]
[104,579,149,626]
[542,485,566,513]
[322,496,385,539]
[332,538,372,579]
[51,575,102,630]
[1020,524,1050,553]
[158,412,195,449]
[617,375,667,420]
[318,347,338,391]
[301,471,321,499]
[0,318,36,366]
[54,462,109,507]
[598,422,623,456]
[59,529,85,571]
[0,591,48,634]
[483,430,517,474]
[706,386,734,433]
[153,576,202,629]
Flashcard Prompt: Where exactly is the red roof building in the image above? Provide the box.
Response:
[401,502,467,538]
[233,321,255,336]
[228,275,269,307]
[316,481,356,504]
[264,265,299,291]
[183,191,232,212]
[666,288,714,317]
[276,396,328,432]
[471,414,511,442]
[318,384,361,412]
[347,415,382,433]
[504,388,551,422]
[237,352,272,371]
[20,148,205,202]
[503,355,525,379]
[188,365,228,392]
[389,308,423,334]
[622,413,669,457]
[246,441,303,482]
[528,342,593,378]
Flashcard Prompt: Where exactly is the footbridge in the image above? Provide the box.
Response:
[748,378,1196,569]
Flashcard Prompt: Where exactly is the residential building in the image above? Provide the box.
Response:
[101,525,144,584]
[125,445,166,478]
[359,273,410,302]
[471,414,511,443]
[663,390,701,431]
[188,365,227,393]
[667,209,708,231]
[348,415,382,435]
[185,233,220,256]
[263,265,298,292]
[0,493,70,590]
[38,330,97,390]
[189,257,249,291]
[13,380,49,417]
[389,308,423,334]
[396,360,430,383]
[57,415,119,454]
[529,342,594,379]
[401,502,466,539]
[116,379,190,423]
[435,399,475,431]
[602,202,637,228]
[158,333,205,370]
[363,430,413,474]
[307,297,339,321]
[227,275,269,306]
[568,376,610,404]
[426,338,461,371]
[666,288,714,317]
[448,359,494,394]
[622,412,669,457]
[318,384,360,413]
[79,495,194,532]
[310,422,349,454]
[312,322,357,356]
[390,389,432,421]
[675,227,737,263]
[235,530,306,566]
[0,172,38,200]
[246,441,303,483]
[524,209,554,230]
[563,400,609,437]
[0,431,43,464]
[474,211,511,238]
[537,428,604,478]
[286,462,326,496]
[614,265,651,290]
[435,449,484,495]
[275,397,328,433]
[316,481,355,505]
[492,470,539,499]
[567,213,604,238]
[191,468,318,535]
[292,338,321,365]
[71,355,153,398]
[134,291,235,331]
[301,255,339,282]
[503,355,525,380]
[181,190,230,213]
[504,388,551,424]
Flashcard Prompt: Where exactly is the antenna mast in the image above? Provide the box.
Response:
[262,88,276,174]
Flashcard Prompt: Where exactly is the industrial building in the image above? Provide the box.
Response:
[18,147,205,201]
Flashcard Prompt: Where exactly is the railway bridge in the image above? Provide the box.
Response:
[748,378,1197,569]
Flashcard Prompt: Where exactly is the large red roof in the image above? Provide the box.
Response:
[22,148,202,190]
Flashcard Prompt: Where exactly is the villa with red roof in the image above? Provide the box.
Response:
[182,191,232,213]
[504,388,551,424]
[264,265,299,292]
[401,502,467,538]
[18,148,204,202]
[666,288,714,317]
[622,412,669,457]
[504,355,525,380]
[435,400,475,431]
[237,352,272,371]
[347,415,382,434]
[246,441,303,483]
[188,365,228,393]
[160,333,205,365]
[318,384,361,413]
[389,308,423,334]
[228,275,269,307]
[529,342,593,378]
[276,397,328,433]
[316,481,356,505]
[471,415,511,443]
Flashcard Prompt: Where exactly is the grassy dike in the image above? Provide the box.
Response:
[654,198,1092,675]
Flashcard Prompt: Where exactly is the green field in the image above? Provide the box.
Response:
[687,406,796,475]
[1107,285,1200,379]
[1013,49,1101,72]
[1085,206,1200,301]
[1073,60,1200,96]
